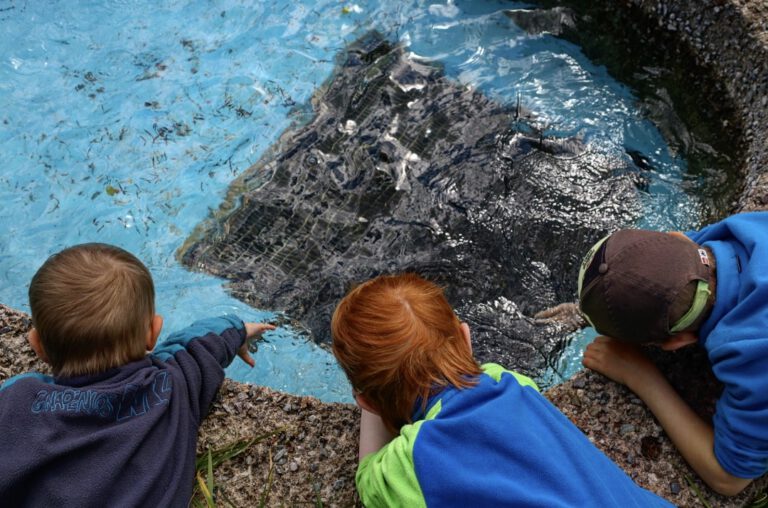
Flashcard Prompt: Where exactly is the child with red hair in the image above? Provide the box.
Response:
[331,273,672,507]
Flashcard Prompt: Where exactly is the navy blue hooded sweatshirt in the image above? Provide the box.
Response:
[0,315,246,507]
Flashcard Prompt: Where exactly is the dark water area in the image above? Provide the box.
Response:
[530,0,744,221]
[179,2,746,388]
[2,0,745,397]
[181,32,650,382]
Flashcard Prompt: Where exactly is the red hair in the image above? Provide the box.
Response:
[331,273,481,432]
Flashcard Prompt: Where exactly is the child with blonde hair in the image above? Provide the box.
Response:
[0,243,273,507]
[331,272,672,507]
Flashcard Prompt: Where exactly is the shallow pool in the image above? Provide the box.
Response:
[0,0,703,402]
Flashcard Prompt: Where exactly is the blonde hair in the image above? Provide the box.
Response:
[28,243,155,377]
[331,273,481,432]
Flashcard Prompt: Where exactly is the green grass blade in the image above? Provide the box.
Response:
[191,427,289,507]
[206,449,214,503]
[258,449,276,508]
[196,472,215,508]
[195,427,287,470]
[682,473,712,508]
[745,490,768,508]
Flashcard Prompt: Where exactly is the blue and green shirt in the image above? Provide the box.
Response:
[357,364,672,507]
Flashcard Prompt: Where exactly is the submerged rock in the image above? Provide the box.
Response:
[179,32,642,380]
[503,7,577,36]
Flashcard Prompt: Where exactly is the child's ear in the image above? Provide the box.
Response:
[460,322,472,353]
[354,393,380,416]
[27,328,50,364]
[661,331,698,351]
[146,315,164,351]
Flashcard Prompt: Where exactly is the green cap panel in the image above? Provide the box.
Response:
[669,280,711,333]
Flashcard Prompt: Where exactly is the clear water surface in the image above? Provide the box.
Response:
[0,0,704,402]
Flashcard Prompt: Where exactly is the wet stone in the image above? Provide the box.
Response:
[619,423,635,435]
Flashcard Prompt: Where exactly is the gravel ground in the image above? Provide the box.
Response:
[2,1,767,506]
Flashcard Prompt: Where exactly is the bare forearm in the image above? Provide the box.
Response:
[627,369,750,496]
[358,408,395,460]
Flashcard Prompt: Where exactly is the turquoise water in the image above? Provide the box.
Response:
[0,0,702,401]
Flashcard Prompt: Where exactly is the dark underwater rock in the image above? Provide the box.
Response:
[179,32,641,381]
[503,7,577,36]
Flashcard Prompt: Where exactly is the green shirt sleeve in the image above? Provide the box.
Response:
[356,403,443,508]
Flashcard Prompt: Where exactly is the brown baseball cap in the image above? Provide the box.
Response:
[577,229,712,343]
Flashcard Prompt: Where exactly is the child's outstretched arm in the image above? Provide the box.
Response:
[583,336,752,496]
[153,316,274,422]
[238,322,276,367]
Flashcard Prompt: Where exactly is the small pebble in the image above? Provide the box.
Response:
[619,424,635,435]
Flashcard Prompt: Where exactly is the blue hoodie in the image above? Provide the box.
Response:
[356,363,673,507]
[0,315,246,507]
[687,211,768,479]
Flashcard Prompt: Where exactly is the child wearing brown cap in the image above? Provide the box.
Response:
[575,211,768,496]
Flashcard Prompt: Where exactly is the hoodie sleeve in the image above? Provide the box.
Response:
[709,337,768,478]
[151,315,246,422]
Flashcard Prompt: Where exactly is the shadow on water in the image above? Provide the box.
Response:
[180,32,651,385]
[502,1,745,381]
[524,0,744,221]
